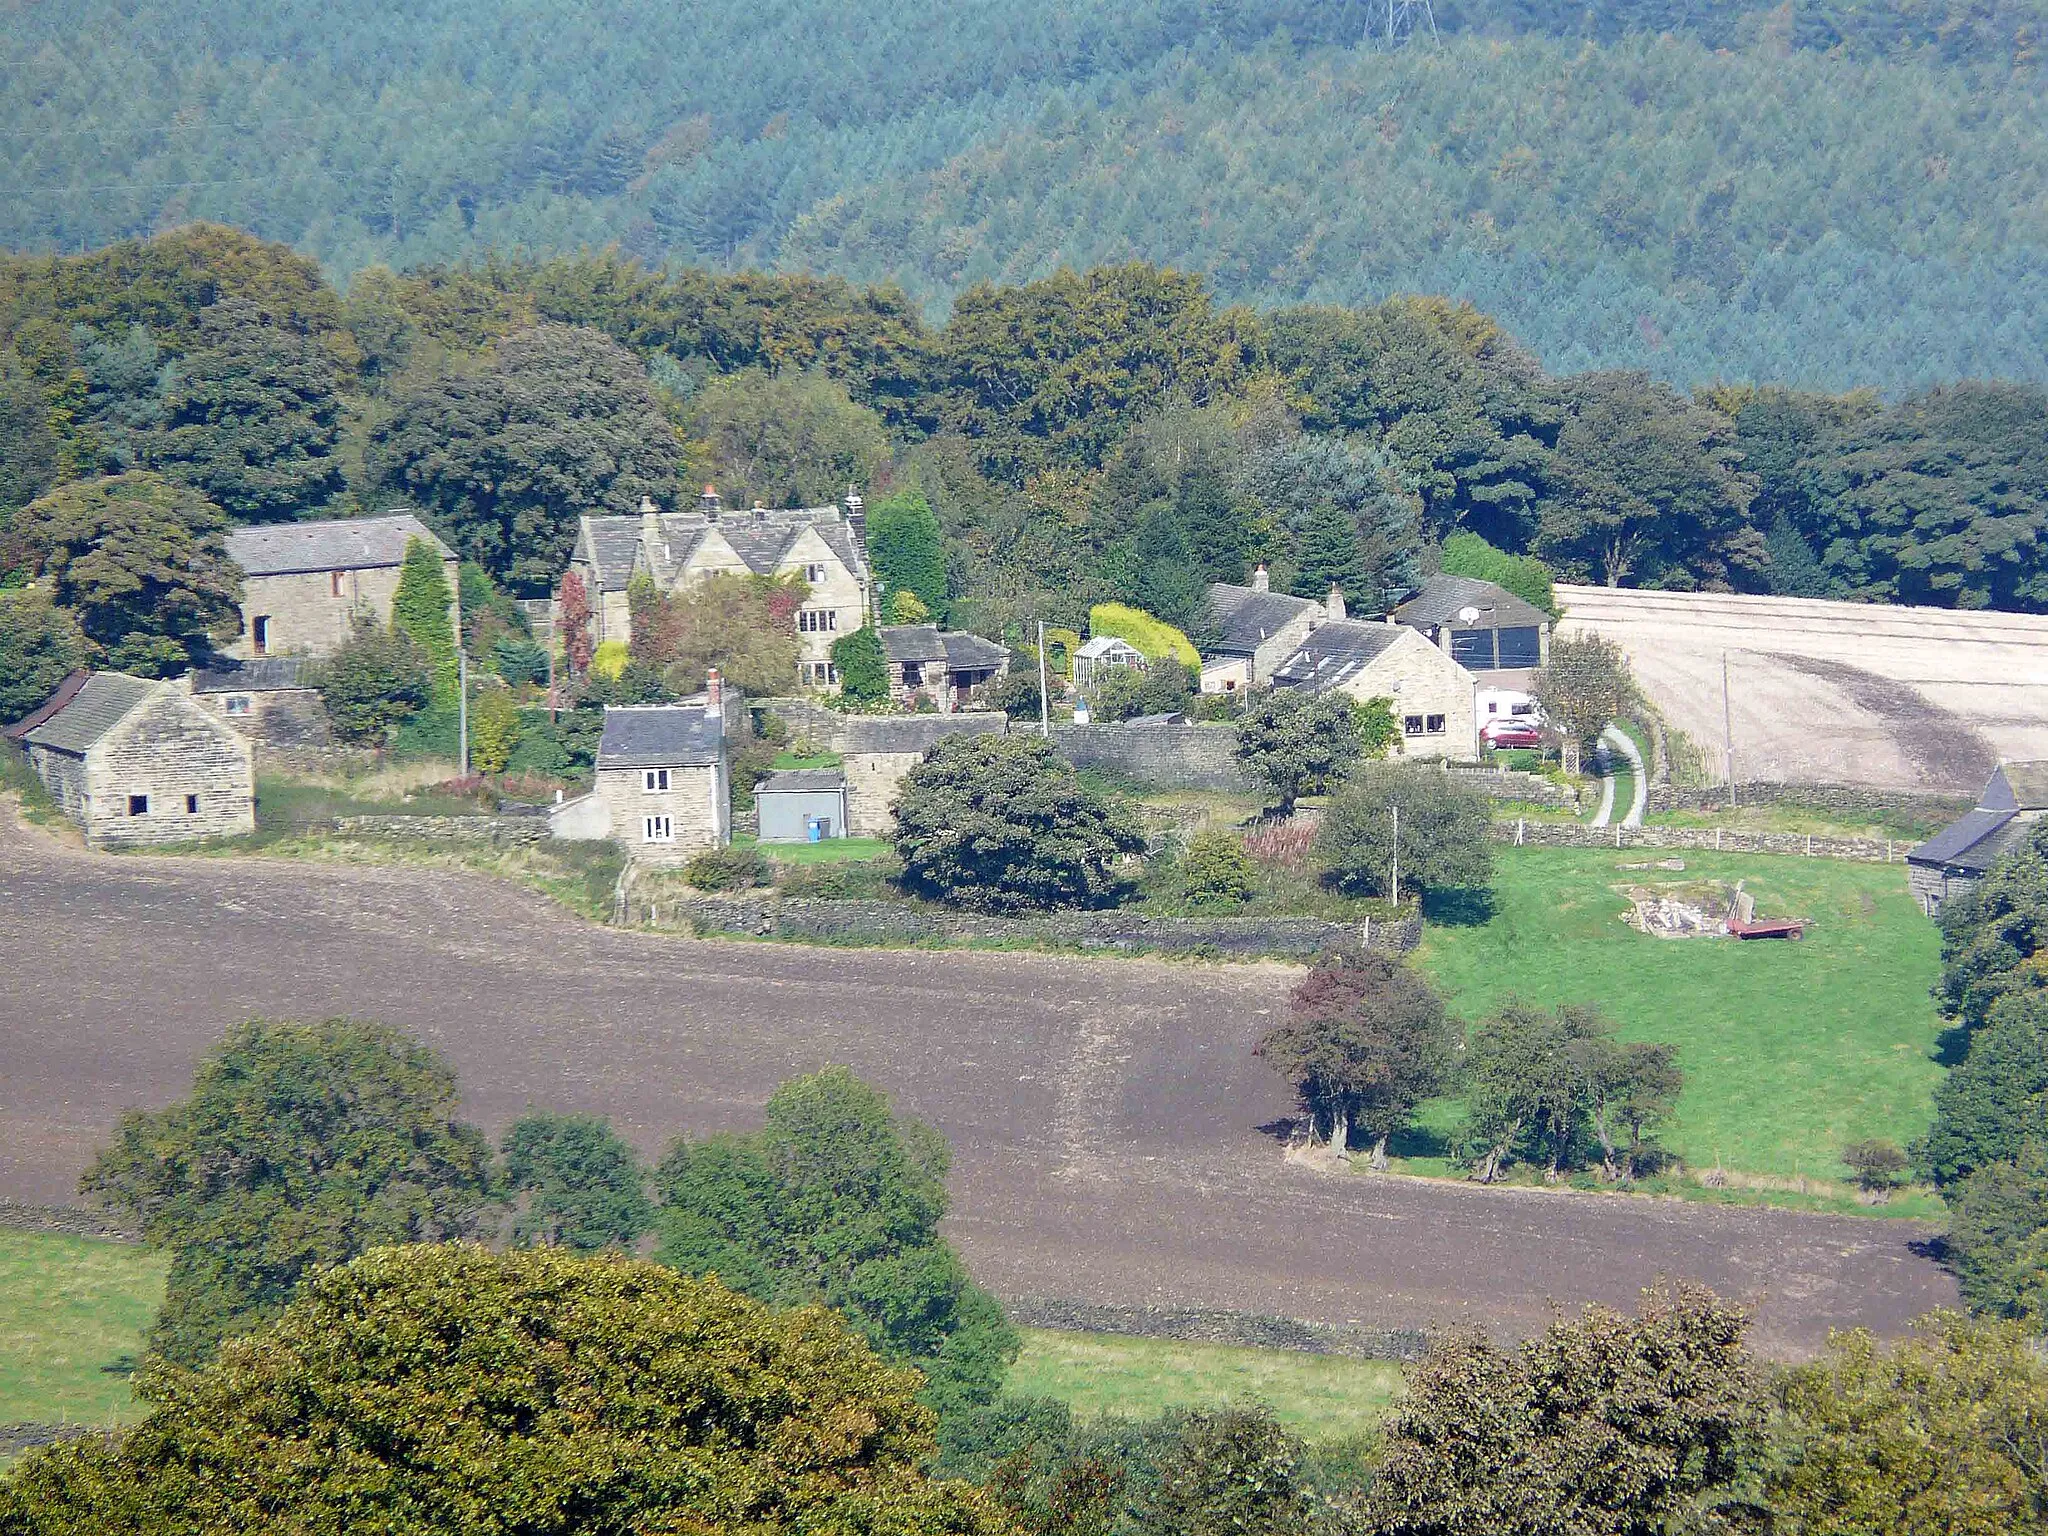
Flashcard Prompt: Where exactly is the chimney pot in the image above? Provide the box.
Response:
[698,485,722,521]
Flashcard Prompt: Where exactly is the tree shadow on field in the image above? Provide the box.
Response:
[1421,887,1497,928]
[1932,1019,1975,1069]
[1387,1124,1452,1160]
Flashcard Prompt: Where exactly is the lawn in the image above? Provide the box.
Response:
[0,1230,163,1429]
[1410,846,1946,1185]
[741,835,892,865]
[1009,1329,1403,1442]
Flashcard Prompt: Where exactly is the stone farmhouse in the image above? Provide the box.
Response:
[5,672,254,847]
[568,488,872,688]
[186,658,327,747]
[224,513,458,660]
[879,625,1009,711]
[552,678,733,866]
[1270,617,1480,759]
[1908,761,2048,915]
[1198,570,1326,693]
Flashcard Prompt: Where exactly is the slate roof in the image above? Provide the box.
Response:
[1908,808,2026,872]
[757,768,847,795]
[1205,583,1322,656]
[1394,573,1549,632]
[1271,621,1404,693]
[225,514,451,577]
[596,704,726,768]
[576,507,868,593]
[188,658,315,694]
[939,631,1007,671]
[881,625,949,664]
[1989,762,2048,811]
[20,672,161,754]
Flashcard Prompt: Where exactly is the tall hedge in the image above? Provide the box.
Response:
[391,537,458,704]
[1088,601,1199,667]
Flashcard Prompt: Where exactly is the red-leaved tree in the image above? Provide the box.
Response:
[557,569,594,677]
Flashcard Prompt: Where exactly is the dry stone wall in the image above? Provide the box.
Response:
[1051,722,1250,790]
[1493,817,1915,863]
[1647,780,1972,823]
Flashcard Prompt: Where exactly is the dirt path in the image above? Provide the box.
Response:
[0,823,1958,1356]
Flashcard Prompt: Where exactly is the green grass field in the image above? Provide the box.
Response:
[1410,847,1946,1186]
[1010,1329,1402,1441]
[0,1231,163,1429]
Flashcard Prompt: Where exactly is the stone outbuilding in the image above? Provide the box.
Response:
[880,625,1010,711]
[578,684,732,866]
[756,768,850,843]
[1392,573,1550,679]
[186,657,328,747]
[1270,619,1480,760]
[569,489,872,688]
[1907,761,2048,915]
[5,671,254,847]
[224,513,458,661]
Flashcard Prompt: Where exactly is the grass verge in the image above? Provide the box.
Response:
[0,1230,163,1430]
[1009,1329,1402,1441]
[1408,845,1945,1187]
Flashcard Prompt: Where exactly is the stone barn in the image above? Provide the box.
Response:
[1908,760,2048,915]
[5,672,254,848]
[187,657,329,747]
[1393,573,1551,680]
[224,513,458,661]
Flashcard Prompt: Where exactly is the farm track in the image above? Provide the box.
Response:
[0,817,1959,1356]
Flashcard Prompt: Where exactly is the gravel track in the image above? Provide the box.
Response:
[0,819,1958,1356]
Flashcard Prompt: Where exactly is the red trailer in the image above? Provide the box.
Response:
[1728,916,1806,940]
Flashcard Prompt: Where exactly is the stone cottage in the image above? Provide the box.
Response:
[880,625,1009,711]
[1199,568,1325,692]
[4,672,254,847]
[577,679,732,865]
[1908,760,2048,915]
[1392,573,1551,679]
[224,513,458,661]
[1270,618,1480,760]
[186,657,327,747]
[568,489,872,688]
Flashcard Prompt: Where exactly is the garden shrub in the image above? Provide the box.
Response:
[1181,830,1257,906]
[1088,602,1199,667]
[684,844,770,891]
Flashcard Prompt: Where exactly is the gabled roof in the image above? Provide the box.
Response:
[939,631,1007,671]
[188,658,315,694]
[225,514,451,577]
[2,669,89,739]
[1394,573,1549,631]
[1271,620,1405,693]
[596,704,726,768]
[19,672,161,754]
[1987,762,2048,811]
[1205,583,1322,656]
[1076,635,1144,659]
[576,506,869,594]
[757,768,846,795]
[881,625,949,664]
[1909,807,2027,872]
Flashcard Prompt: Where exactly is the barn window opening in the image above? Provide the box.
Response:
[128,795,149,816]
[224,695,251,716]
[251,616,271,655]
[330,571,344,597]
[643,815,674,843]
[185,794,199,814]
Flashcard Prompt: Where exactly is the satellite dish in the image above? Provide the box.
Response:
[1457,605,1482,624]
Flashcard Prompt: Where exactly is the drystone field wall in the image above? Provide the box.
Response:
[1494,817,1914,863]
[1051,722,1250,790]
[626,893,1421,959]
[1555,584,2048,793]
[329,814,551,845]
[1646,780,1972,823]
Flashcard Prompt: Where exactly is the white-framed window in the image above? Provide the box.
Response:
[803,563,828,584]
[1425,714,1446,734]
[224,695,252,717]
[1403,715,1425,737]
[642,768,670,792]
[642,815,674,843]
[797,608,840,633]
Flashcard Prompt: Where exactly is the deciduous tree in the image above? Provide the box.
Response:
[501,1111,652,1252]
[1232,689,1366,815]
[1316,762,1493,901]
[1534,633,1637,774]
[80,1018,497,1364]
[867,488,949,618]
[627,570,803,696]
[1255,952,1457,1166]
[0,588,87,722]
[311,617,433,744]
[892,733,1144,913]
[1918,995,2048,1189]
[0,1245,1008,1536]
[683,365,888,508]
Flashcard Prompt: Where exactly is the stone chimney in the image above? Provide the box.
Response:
[1326,584,1346,622]
[699,484,722,521]
[752,500,767,523]
[1252,564,1269,593]
[844,487,866,545]
[640,496,665,566]
[705,668,723,732]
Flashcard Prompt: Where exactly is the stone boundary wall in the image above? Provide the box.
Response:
[0,1199,139,1241]
[0,1423,108,1458]
[628,894,1421,960]
[327,814,551,846]
[1647,781,1972,822]
[1005,1297,1431,1362]
[1049,723,1251,791]
[1493,818,1915,863]
[1446,765,1580,810]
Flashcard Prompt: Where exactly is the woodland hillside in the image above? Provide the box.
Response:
[3,0,2045,387]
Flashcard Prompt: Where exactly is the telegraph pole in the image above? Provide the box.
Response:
[1390,802,1400,905]
[458,651,470,776]
[1037,620,1050,739]
[1721,649,1735,810]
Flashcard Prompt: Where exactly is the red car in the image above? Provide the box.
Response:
[1480,718,1544,749]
